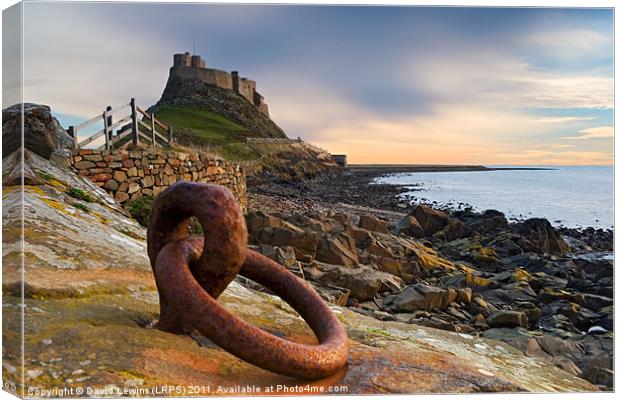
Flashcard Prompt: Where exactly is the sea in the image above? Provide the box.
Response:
[374,166,614,230]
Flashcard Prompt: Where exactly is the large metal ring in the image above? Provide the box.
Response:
[147,182,349,379]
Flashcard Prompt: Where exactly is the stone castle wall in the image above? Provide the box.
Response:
[171,52,269,116]
[69,149,246,210]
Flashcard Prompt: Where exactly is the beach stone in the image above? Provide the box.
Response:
[387,283,450,312]
[393,215,424,238]
[304,262,401,301]
[412,205,449,236]
[315,232,358,267]
[358,214,389,233]
[487,310,528,328]
[434,218,470,241]
[514,218,570,255]
[458,287,473,304]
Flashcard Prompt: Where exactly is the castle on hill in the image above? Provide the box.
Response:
[171,52,269,116]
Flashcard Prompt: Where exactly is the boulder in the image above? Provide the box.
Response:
[358,214,389,233]
[434,219,470,241]
[458,209,508,234]
[315,232,358,267]
[579,293,613,312]
[307,281,351,307]
[487,310,528,328]
[304,262,402,301]
[247,212,319,259]
[251,245,302,278]
[386,283,455,312]
[393,215,424,238]
[2,103,72,159]
[457,287,473,304]
[514,218,570,255]
[412,205,449,235]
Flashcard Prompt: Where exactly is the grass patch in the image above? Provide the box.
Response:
[40,172,54,181]
[72,202,90,213]
[66,187,95,203]
[154,106,247,143]
[126,195,155,227]
[153,106,260,161]
[125,195,204,234]
[367,327,392,337]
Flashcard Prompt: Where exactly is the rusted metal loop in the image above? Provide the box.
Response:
[154,238,349,379]
[147,181,247,298]
[147,182,349,379]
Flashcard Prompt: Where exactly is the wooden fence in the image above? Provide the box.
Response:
[67,98,173,150]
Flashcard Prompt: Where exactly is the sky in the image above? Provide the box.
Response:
[4,3,615,165]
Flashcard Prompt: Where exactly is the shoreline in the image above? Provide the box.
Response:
[347,164,554,173]
[250,168,613,250]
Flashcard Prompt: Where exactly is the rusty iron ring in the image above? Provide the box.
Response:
[147,182,247,332]
[147,182,349,379]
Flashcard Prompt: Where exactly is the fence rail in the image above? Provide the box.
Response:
[67,98,173,150]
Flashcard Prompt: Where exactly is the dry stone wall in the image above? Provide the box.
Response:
[70,149,246,209]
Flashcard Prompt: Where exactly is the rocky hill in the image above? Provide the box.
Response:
[149,76,285,141]
[1,104,600,394]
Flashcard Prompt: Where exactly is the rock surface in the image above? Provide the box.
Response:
[2,103,73,159]
[1,153,599,395]
[248,175,614,391]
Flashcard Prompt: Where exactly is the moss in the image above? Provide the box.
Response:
[66,187,95,203]
[126,195,155,227]
[367,327,392,337]
[73,202,90,213]
[40,172,54,181]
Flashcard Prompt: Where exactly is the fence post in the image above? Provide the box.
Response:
[151,112,156,148]
[68,126,78,149]
[106,106,113,141]
[167,125,173,144]
[130,98,139,147]
[103,110,110,150]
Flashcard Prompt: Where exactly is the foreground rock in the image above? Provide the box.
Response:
[245,196,613,390]
[1,153,598,395]
[2,103,73,159]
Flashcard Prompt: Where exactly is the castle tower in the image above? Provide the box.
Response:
[191,55,206,68]
[169,52,269,116]
[173,52,191,67]
[231,71,240,93]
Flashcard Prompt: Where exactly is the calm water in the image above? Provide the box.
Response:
[375,166,614,229]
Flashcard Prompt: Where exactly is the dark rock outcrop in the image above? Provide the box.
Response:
[514,218,570,255]
[2,103,72,159]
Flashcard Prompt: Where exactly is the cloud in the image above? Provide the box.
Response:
[493,149,611,165]
[405,53,613,110]
[562,126,614,140]
[528,116,595,124]
[521,29,611,60]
